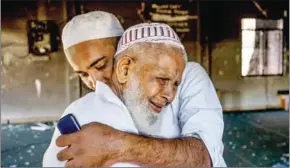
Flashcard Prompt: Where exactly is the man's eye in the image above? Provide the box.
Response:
[95,62,106,70]
[80,73,88,77]
[157,78,167,85]
[95,65,105,70]
[174,81,180,87]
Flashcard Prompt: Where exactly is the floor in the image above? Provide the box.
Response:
[1,111,289,167]
[223,111,289,167]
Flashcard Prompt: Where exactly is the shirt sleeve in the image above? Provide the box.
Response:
[42,107,72,167]
[178,63,226,167]
[42,127,66,167]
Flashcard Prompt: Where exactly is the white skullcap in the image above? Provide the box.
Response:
[62,11,124,50]
[115,22,187,61]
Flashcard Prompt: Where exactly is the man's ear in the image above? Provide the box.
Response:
[116,56,134,84]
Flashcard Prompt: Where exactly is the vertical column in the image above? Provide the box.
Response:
[37,0,47,20]
[196,0,202,64]
[62,0,67,22]
[62,0,71,105]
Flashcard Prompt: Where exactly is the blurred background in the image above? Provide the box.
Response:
[1,0,289,167]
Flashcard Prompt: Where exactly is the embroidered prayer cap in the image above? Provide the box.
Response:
[115,22,187,61]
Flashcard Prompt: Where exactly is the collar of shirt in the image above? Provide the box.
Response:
[94,81,123,105]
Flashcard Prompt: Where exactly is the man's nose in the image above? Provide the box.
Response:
[87,69,99,89]
[162,85,176,103]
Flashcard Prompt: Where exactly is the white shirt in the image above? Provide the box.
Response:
[42,62,226,167]
[42,80,139,167]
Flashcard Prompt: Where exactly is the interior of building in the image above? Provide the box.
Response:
[1,0,289,167]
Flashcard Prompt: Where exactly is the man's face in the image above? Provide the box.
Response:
[120,46,185,135]
[65,38,116,90]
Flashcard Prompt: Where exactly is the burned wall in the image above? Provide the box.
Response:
[1,1,71,123]
[201,1,289,111]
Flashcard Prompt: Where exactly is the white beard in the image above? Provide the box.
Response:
[123,75,161,136]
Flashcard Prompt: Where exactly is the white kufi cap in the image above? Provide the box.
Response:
[62,11,124,50]
[115,23,187,61]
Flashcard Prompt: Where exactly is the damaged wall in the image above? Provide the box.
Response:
[211,39,288,111]
[79,1,201,62]
[1,1,75,123]
[1,1,289,123]
[201,1,289,111]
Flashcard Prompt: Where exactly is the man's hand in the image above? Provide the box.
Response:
[56,122,211,167]
[56,122,125,167]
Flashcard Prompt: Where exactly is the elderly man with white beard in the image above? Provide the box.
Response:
[116,41,185,136]
[43,23,189,167]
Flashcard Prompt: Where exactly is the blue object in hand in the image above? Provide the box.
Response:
[57,113,81,135]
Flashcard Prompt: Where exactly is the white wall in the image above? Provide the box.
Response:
[1,1,77,123]
[211,39,288,111]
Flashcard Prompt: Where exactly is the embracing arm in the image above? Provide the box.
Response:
[56,121,210,167]
[43,127,66,167]
[111,132,211,167]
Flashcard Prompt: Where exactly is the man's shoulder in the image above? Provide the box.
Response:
[176,61,213,100]
[182,62,208,84]
[69,92,96,108]
[185,61,201,70]
[61,92,97,117]
[184,61,207,74]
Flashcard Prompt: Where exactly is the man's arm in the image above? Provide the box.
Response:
[43,128,66,167]
[110,132,211,167]
[43,106,72,167]
[56,122,210,167]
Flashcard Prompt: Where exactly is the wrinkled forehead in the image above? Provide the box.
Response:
[138,50,185,77]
